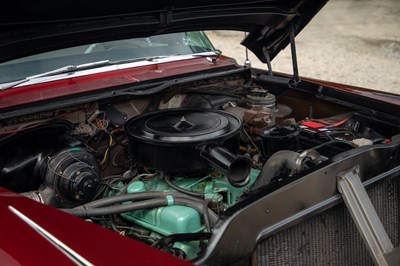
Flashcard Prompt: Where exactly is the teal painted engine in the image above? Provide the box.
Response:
[96,108,260,260]
[110,170,259,260]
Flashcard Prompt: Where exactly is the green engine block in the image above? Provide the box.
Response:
[119,169,260,259]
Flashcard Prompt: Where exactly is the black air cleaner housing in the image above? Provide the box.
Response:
[125,108,251,185]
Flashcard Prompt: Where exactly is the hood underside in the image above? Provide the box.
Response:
[1,0,327,64]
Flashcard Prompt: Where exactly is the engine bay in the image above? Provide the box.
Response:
[1,69,399,261]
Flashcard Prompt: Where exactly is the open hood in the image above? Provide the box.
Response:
[2,0,327,64]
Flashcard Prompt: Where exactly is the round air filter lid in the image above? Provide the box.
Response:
[125,108,241,144]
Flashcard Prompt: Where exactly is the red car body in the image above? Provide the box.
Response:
[1,1,399,265]
[0,187,192,266]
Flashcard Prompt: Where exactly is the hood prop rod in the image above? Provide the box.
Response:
[289,23,300,83]
[259,23,301,88]
[244,32,252,68]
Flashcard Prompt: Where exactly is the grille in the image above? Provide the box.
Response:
[256,177,400,266]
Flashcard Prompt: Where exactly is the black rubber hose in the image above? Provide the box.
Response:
[175,198,219,225]
[63,198,168,217]
[203,198,211,232]
[251,150,300,191]
[153,232,212,248]
[164,175,204,198]
[84,191,204,208]
[63,197,219,225]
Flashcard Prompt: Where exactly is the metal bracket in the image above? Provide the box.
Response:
[260,23,300,88]
[337,166,399,266]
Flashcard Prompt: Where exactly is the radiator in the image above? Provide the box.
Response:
[255,177,400,265]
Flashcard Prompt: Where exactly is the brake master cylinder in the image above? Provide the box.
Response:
[246,88,276,125]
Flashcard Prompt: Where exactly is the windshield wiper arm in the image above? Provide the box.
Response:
[109,51,220,65]
[0,51,220,91]
[0,60,111,91]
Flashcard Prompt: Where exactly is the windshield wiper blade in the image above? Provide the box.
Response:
[108,55,170,65]
[0,60,111,91]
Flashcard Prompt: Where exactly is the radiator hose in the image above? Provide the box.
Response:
[251,150,320,191]
[61,191,219,226]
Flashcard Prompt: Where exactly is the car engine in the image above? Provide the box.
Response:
[1,70,399,261]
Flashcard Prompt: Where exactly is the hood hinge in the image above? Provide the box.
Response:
[259,23,301,88]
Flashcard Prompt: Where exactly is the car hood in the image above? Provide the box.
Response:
[2,0,327,64]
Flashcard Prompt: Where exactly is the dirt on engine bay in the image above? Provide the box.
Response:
[206,0,400,94]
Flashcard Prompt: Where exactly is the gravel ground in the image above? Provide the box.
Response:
[206,0,400,93]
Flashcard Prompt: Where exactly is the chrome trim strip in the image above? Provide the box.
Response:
[8,206,94,266]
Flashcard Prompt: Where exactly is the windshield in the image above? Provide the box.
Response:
[0,31,215,84]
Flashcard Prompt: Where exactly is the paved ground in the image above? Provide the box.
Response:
[206,0,400,93]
